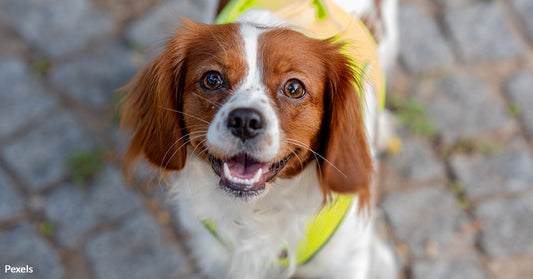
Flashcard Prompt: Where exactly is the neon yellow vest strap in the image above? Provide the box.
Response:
[216,0,329,24]
[201,194,354,267]
[279,194,354,266]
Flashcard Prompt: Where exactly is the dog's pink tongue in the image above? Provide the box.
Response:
[226,154,268,179]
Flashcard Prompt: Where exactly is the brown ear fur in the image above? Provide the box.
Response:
[120,27,192,176]
[318,40,373,207]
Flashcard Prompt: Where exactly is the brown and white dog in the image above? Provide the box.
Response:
[121,0,398,278]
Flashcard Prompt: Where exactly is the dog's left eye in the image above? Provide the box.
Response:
[201,71,224,90]
[283,79,306,99]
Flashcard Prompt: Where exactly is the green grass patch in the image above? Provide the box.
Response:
[451,180,464,193]
[457,194,469,209]
[475,141,501,155]
[456,138,475,153]
[454,138,502,155]
[31,58,51,76]
[507,102,521,117]
[67,148,105,186]
[387,95,436,137]
[39,221,54,236]
[450,180,469,209]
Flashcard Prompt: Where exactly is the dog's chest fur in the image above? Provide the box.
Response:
[171,156,319,275]
[170,155,372,278]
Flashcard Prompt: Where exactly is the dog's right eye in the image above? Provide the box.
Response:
[283,79,306,99]
[201,71,224,91]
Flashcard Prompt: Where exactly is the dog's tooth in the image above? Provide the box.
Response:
[224,163,261,185]
[223,163,232,179]
[252,168,262,183]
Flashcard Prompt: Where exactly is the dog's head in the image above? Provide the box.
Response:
[121,21,372,204]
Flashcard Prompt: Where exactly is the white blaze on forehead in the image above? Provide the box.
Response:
[240,23,263,88]
[206,23,281,162]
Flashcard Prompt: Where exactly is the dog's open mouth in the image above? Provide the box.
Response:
[207,152,292,199]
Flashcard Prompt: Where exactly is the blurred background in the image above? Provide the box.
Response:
[0,0,532,278]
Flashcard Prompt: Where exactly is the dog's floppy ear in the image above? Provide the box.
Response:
[318,40,373,206]
[120,25,193,175]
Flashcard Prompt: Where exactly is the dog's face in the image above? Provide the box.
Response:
[121,21,372,203]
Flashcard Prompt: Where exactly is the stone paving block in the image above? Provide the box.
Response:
[0,58,56,138]
[431,0,476,9]
[412,253,486,279]
[450,140,533,200]
[398,4,454,73]
[382,186,473,258]
[0,168,24,223]
[474,194,533,257]
[0,223,64,279]
[85,211,189,279]
[1,112,95,191]
[383,136,446,184]
[50,42,139,109]
[44,166,143,248]
[506,72,533,139]
[0,22,30,60]
[444,2,522,62]
[488,256,533,279]
[416,74,510,143]
[180,275,207,279]
[0,0,115,58]
[126,0,218,49]
[512,0,533,40]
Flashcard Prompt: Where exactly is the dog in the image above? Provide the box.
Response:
[120,0,398,278]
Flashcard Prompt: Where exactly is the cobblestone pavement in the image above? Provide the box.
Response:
[0,0,532,278]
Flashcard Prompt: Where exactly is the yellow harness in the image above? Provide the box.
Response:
[203,194,354,267]
[205,0,384,267]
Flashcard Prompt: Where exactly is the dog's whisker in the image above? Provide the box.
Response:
[161,130,206,159]
[176,124,209,132]
[190,138,209,159]
[160,138,189,171]
[192,146,211,163]
[192,146,209,161]
[285,139,327,178]
[284,139,323,181]
[160,106,210,125]
[160,130,208,170]
[161,138,189,171]
[288,149,304,172]
[192,93,223,108]
[163,134,206,170]
[285,139,347,179]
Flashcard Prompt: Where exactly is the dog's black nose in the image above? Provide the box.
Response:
[227,108,265,142]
